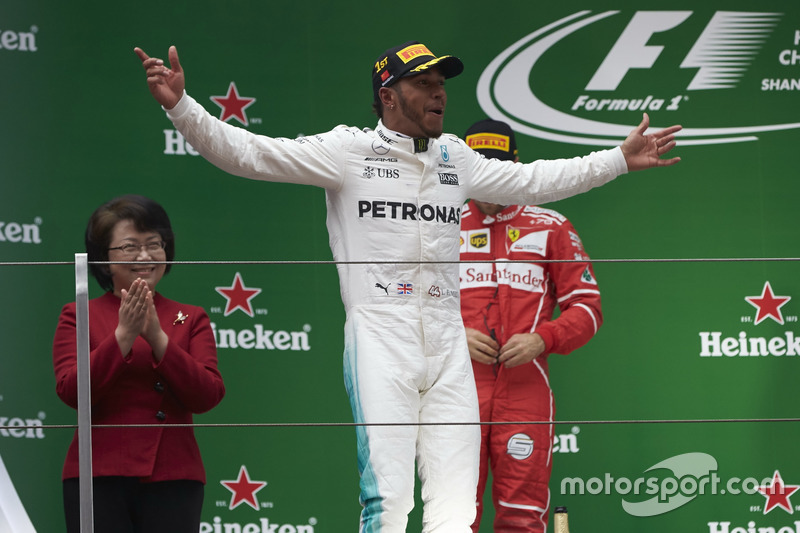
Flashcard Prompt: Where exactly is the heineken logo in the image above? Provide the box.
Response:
[0,217,42,244]
[210,82,257,126]
[0,27,37,52]
[699,281,798,358]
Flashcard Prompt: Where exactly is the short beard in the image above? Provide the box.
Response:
[395,88,443,139]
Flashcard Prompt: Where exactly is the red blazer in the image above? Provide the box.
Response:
[53,291,225,482]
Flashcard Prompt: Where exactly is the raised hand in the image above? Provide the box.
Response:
[140,289,168,362]
[621,113,682,171]
[134,45,185,110]
[115,278,168,360]
[116,278,150,355]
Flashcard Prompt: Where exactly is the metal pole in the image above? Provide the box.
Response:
[75,253,94,532]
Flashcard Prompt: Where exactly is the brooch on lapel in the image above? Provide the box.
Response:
[173,311,189,325]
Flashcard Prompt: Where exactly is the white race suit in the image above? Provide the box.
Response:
[165,93,627,532]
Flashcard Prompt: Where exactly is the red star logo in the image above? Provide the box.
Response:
[220,465,267,511]
[745,281,791,325]
[757,470,799,514]
[215,272,262,317]
[210,82,256,126]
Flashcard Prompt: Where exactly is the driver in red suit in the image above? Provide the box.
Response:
[459,119,603,532]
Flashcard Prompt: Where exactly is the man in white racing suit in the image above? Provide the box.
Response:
[135,40,681,532]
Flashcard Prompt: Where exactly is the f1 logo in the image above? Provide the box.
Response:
[586,11,781,91]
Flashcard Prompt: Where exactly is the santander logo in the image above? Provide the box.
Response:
[477,10,800,146]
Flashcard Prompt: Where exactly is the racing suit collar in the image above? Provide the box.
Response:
[475,202,525,224]
[376,120,431,153]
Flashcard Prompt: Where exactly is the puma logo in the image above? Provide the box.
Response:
[375,282,391,295]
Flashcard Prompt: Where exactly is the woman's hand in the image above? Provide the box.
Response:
[141,289,169,363]
[115,278,168,361]
[115,278,149,356]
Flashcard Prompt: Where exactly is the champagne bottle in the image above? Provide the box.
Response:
[553,506,569,533]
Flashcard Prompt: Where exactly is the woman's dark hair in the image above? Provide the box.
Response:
[85,195,175,291]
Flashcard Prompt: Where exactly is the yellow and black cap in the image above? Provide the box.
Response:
[372,41,464,101]
[464,119,518,162]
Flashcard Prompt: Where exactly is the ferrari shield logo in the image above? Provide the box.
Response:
[508,228,520,242]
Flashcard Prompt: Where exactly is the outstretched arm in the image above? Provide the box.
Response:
[134,45,185,110]
[621,113,682,171]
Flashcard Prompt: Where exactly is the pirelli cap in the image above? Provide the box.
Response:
[372,41,464,100]
[464,118,519,162]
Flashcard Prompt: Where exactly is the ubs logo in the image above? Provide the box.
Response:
[362,167,400,179]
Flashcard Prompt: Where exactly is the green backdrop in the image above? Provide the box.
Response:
[2,1,799,531]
